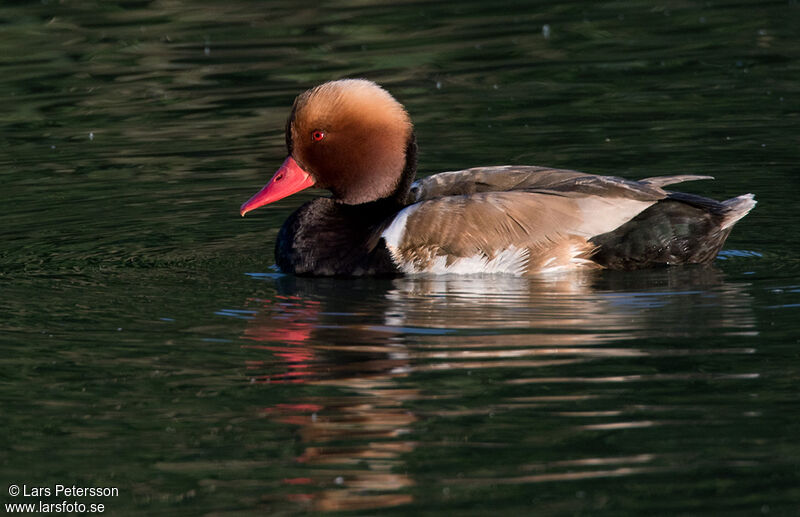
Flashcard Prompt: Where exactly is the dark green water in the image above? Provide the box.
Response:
[2,1,799,515]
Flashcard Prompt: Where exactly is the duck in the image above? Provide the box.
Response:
[240,79,755,277]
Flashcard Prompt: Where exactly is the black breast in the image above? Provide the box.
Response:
[275,198,401,276]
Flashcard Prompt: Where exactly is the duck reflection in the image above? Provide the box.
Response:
[240,277,415,512]
[236,266,755,511]
[387,266,756,337]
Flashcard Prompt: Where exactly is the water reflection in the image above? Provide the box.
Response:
[388,266,755,337]
[239,290,415,511]
[227,267,756,511]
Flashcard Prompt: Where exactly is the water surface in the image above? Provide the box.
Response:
[2,1,799,515]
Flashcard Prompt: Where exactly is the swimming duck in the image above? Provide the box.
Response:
[240,79,755,276]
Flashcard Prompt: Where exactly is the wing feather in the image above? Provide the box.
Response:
[409,165,676,204]
[384,190,656,274]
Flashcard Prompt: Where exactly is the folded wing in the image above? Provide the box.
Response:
[387,166,724,274]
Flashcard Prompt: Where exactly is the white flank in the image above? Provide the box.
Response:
[381,204,419,249]
[425,246,530,275]
[384,244,531,276]
[539,243,596,274]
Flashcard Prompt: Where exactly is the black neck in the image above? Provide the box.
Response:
[391,131,418,205]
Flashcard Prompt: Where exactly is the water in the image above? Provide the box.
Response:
[2,1,799,514]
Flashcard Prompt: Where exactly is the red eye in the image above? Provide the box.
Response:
[311,130,325,142]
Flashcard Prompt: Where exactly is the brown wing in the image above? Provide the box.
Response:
[383,190,657,274]
[639,174,714,187]
[408,166,585,202]
[408,166,715,204]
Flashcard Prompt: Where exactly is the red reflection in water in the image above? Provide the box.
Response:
[283,477,313,485]
[238,293,416,512]
[262,403,324,414]
[241,296,321,384]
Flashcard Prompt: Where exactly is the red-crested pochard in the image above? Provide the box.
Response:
[240,79,755,276]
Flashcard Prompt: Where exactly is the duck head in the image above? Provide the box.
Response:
[240,79,416,216]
